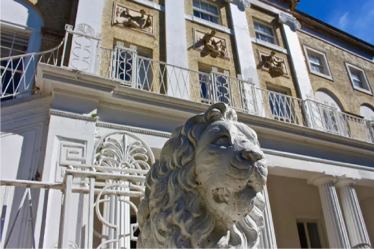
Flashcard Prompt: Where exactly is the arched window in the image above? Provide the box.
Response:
[361,104,374,143]
[360,104,374,121]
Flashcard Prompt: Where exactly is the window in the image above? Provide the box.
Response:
[297,221,323,248]
[193,0,220,24]
[254,20,277,45]
[0,26,30,58]
[345,62,372,95]
[198,66,212,104]
[1,26,31,100]
[113,43,152,90]
[267,86,294,123]
[198,65,231,104]
[304,46,332,80]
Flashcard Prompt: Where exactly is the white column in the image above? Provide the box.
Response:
[336,178,372,248]
[229,3,264,116]
[69,0,104,73]
[309,175,350,248]
[259,186,277,248]
[164,0,190,100]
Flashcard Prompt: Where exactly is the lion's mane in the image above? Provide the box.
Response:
[137,103,266,248]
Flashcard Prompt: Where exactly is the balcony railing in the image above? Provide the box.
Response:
[1,25,373,144]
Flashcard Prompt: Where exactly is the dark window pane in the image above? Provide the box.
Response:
[193,0,200,8]
[297,222,309,248]
[193,10,201,18]
[307,223,322,248]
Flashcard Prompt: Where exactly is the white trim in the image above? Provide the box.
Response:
[299,28,374,65]
[128,0,164,11]
[192,0,221,25]
[251,36,288,54]
[253,20,277,45]
[185,14,233,34]
[345,62,373,95]
[303,45,333,81]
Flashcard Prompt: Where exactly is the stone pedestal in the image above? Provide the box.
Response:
[336,178,372,248]
[309,176,350,248]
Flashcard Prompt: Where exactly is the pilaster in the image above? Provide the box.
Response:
[259,186,278,248]
[228,3,265,116]
[336,178,372,248]
[164,0,190,100]
[308,174,350,248]
[278,13,313,100]
[69,0,104,73]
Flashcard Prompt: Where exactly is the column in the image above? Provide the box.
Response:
[309,175,350,248]
[336,178,372,248]
[229,3,264,116]
[164,0,190,99]
[259,186,278,248]
[69,0,104,73]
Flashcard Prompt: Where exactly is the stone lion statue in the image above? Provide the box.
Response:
[137,103,268,248]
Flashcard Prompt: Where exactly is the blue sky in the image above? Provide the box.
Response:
[296,0,374,45]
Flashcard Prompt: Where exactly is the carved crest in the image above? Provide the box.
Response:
[259,51,288,78]
[112,2,154,35]
[194,29,230,59]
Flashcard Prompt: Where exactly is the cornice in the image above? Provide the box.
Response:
[294,11,374,54]
[49,109,98,122]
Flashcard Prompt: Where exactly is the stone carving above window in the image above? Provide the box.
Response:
[112,2,154,35]
[259,51,288,78]
[194,29,229,59]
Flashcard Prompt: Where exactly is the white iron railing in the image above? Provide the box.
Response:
[1,24,373,144]
[0,41,63,100]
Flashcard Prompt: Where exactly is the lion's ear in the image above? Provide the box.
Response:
[206,108,223,123]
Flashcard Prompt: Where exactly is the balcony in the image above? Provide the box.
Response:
[1,25,374,144]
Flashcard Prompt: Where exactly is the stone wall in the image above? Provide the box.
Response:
[297,30,374,115]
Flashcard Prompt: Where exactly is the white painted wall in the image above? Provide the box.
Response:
[356,186,374,246]
[267,175,329,248]
[0,96,50,248]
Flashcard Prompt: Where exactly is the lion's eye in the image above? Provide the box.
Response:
[215,136,231,146]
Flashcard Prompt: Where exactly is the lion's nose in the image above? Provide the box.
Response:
[241,150,263,163]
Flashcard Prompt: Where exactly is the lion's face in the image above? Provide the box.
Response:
[195,119,267,227]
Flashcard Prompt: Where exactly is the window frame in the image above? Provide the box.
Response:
[303,45,333,80]
[193,0,221,25]
[345,62,373,95]
[296,219,324,249]
[253,20,277,45]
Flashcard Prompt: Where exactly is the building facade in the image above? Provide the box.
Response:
[1,0,374,248]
